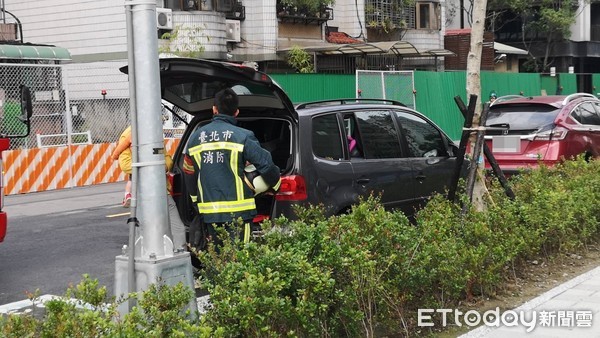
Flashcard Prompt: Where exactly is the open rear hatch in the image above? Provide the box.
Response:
[122,58,299,228]
[121,58,297,121]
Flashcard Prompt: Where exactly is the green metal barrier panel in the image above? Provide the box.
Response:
[541,74,577,95]
[593,74,600,97]
[270,74,355,103]
[414,71,466,140]
[558,73,577,94]
[481,71,541,98]
[541,75,559,95]
[270,72,597,140]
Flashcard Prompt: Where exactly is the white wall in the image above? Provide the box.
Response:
[171,11,227,59]
[4,0,127,57]
[236,0,277,60]
[445,0,462,30]
[570,0,590,42]
[329,0,366,39]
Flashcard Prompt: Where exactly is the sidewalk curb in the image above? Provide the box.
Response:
[460,264,600,337]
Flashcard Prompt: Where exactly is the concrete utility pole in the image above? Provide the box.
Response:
[115,0,195,315]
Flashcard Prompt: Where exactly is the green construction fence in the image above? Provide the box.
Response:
[270,72,595,140]
[270,74,356,103]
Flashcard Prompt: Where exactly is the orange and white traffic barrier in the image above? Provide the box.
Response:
[3,138,180,196]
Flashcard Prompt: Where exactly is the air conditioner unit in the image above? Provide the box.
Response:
[225,20,241,43]
[156,8,173,30]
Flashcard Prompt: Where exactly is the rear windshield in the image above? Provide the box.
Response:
[165,81,275,104]
[486,104,560,130]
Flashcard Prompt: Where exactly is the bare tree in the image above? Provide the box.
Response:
[465,0,488,210]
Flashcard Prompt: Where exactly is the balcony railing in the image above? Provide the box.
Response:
[277,5,333,25]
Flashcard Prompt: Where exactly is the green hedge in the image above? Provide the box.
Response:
[3,158,600,337]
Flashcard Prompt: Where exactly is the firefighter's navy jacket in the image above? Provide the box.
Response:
[183,114,281,224]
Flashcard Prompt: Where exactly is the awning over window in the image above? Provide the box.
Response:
[0,44,71,61]
[326,41,420,56]
[494,42,528,56]
[278,41,454,57]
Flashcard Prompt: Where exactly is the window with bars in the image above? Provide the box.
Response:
[364,0,409,31]
[415,1,440,30]
[398,1,440,30]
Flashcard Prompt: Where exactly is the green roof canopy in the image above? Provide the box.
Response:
[0,44,71,61]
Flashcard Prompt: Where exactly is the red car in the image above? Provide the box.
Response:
[484,93,600,174]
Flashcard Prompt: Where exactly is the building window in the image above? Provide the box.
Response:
[415,1,440,30]
[418,3,430,28]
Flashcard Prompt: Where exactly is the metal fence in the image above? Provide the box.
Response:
[0,62,191,195]
[0,62,190,150]
[355,70,416,109]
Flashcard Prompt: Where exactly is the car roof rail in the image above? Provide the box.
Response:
[561,93,598,105]
[295,98,405,109]
[490,95,525,106]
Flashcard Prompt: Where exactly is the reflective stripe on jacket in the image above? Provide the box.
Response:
[184,114,281,224]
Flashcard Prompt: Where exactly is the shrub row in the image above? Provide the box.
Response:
[2,158,600,337]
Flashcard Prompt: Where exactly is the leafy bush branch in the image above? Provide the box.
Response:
[287,45,314,73]
[3,157,600,336]
[159,24,208,58]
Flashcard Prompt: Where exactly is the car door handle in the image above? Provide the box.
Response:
[356,178,370,185]
[415,174,426,182]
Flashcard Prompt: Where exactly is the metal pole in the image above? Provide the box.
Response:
[380,72,386,99]
[62,66,75,189]
[129,0,170,258]
[124,2,138,311]
[116,1,195,317]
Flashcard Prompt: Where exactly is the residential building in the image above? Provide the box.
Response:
[3,0,451,74]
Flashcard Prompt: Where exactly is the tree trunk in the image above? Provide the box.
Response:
[465,0,488,211]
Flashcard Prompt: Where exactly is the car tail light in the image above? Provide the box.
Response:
[535,127,568,140]
[253,215,270,223]
[275,175,307,201]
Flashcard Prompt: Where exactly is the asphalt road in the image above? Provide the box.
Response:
[0,183,130,305]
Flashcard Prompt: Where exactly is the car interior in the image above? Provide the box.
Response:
[237,118,292,172]
[185,117,293,173]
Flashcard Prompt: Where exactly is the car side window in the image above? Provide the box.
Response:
[593,103,600,125]
[395,111,448,157]
[312,114,343,160]
[354,111,402,159]
[572,102,600,125]
[343,115,363,158]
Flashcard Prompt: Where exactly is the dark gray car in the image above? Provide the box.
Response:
[149,58,461,227]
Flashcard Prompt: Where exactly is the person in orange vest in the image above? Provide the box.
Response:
[111,125,186,250]
[111,126,133,207]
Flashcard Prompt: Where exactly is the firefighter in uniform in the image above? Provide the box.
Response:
[182,88,281,244]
